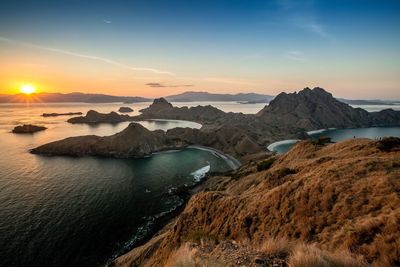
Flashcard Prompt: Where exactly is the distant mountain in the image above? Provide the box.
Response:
[337,98,399,105]
[0,92,151,103]
[165,91,274,103]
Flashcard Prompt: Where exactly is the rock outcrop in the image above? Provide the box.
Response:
[12,124,47,134]
[67,110,134,124]
[118,107,133,113]
[42,112,83,117]
[113,138,400,266]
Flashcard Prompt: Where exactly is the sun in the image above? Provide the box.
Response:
[20,84,36,95]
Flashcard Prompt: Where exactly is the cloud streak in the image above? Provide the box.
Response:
[0,36,174,75]
[286,50,307,61]
[146,82,194,88]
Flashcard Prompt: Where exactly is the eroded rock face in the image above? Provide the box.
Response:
[67,110,133,124]
[12,124,47,134]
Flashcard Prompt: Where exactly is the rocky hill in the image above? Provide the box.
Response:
[67,110,134,124]
[257,87,400,130]
[112,137,400,266]
[165,91,273,103]
[138,97,228,124]
[31,122,266,160]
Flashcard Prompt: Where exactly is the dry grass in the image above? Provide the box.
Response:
[288,243,367,267]
[114,139,400,267]
[262,237,294,257]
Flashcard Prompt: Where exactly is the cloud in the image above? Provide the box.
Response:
[0,36,174,75]
[286,50,307,61]
[274,0,334,41]
[103,20,112,24]
[146,82,194,88]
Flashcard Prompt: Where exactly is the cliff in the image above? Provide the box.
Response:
[112,137,400,266]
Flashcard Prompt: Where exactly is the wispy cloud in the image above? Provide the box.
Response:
[286,50,307,61]
[274,0,334,41]
[103,20,112,24]
[146,82,194,88]
[0,36,174,75]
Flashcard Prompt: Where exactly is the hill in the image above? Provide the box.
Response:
[257,87,400,130]
[0,92,150,103]
[165,91,274,103]
[112,137,400,266]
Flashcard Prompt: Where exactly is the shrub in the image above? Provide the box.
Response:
[376,137,400,152]
[257,157,276,171]
[311,136,332,146]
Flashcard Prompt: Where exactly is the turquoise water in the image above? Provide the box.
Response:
[0,103,231,266]
[268,127,400,154]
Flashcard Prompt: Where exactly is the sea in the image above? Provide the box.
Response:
[0,101,399,266]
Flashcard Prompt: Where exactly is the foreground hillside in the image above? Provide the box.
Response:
[113,137,400,266]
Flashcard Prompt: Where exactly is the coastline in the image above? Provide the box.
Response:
[188,145,242,169]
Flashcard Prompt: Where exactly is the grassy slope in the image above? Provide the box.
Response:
[113,138,400,267]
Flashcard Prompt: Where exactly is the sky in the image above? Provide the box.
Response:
[0,0,399,99]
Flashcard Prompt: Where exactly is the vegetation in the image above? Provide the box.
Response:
[311,136,332,146]
[256,157,276,171]
[376,137,400,152]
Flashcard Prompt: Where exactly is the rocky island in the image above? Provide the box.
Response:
[67,110,134,124]
[35,87,400,161]
[118,107,134,113]
[12,124,47,134]
[42,112,83,117]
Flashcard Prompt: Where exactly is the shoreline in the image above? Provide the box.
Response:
[188,145,242,169]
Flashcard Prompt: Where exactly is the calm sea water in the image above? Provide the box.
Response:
[0,103,232,267]
[269,127,400,154]
[1,101,399,266]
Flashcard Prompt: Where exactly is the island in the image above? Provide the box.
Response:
[42,112,83,117]
[118,107,134,113]
[12,124,47,134]
[35,87,400,162]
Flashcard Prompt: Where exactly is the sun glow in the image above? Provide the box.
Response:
[20,84,36,95]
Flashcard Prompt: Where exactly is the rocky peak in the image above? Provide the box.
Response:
[257,87,371,130]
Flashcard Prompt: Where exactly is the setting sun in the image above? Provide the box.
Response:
[20,84,36,95]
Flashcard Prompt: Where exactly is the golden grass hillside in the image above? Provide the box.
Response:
[113,137,400,267]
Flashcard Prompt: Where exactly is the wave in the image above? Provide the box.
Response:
[191,165,211,182]
[267,139,300,152]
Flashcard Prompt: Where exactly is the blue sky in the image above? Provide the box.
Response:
[0,0,399,98]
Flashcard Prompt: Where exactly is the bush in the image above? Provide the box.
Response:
[257,157,276,171]
[376,137,400,152]
[311,137,332,146]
